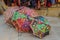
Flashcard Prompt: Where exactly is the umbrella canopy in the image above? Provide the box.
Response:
[4,6,38,22]
[4,6,19,22]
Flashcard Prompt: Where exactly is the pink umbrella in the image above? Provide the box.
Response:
[18,6,38,17]
[4,6,38,23]
[4,6,19,22]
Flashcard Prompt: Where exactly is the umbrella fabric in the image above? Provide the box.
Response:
[4,6,19,22]
[4,6,51,38]
[30,16,51,38]
[18,6,39,17]
[11,11,32,32]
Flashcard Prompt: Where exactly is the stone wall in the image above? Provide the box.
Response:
[37,7,60,17]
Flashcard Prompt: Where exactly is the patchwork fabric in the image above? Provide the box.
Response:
[34,16,49,25]
[30,16,51,38]
[31,20,50,38]
[12,11,32,32]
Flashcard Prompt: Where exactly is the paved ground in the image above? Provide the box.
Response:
[0,15,60,40]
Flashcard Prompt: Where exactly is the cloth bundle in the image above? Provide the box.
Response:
[51,0,56,4]
[4,6,51,38]
[4,0,20,6]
